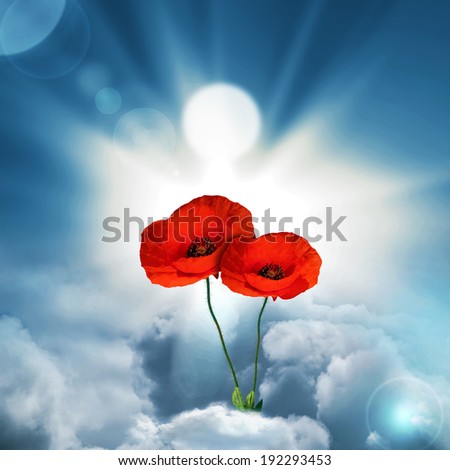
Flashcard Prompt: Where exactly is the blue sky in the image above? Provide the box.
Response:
[1,0,449,449]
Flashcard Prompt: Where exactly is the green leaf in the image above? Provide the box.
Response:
[232,387,245,410]
[245,391,255,409]
[254,399,263,412]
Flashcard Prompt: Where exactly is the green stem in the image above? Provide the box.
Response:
[206,277,240,390]
[252,297,269,393]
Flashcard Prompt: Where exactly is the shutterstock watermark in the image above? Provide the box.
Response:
[101,207,348,243]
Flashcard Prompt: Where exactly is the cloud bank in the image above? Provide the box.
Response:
[120,406,330,450]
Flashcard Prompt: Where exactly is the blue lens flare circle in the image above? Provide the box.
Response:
[366,377,443,449]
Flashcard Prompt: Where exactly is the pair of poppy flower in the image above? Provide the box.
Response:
[140,195,322,300]
[140,195,322,412]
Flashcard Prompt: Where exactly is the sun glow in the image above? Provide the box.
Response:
[182,83,261,160]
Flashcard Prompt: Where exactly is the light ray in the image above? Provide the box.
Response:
[266,0,325,129]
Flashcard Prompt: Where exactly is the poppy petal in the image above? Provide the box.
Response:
[140,195,254,288]
[172,244,227,274]
[220,232,321,300]
[244,271,298,292]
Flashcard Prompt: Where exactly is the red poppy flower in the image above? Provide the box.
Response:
[220,232,321,300]
[140,195,254,287]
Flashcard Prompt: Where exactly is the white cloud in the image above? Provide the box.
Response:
[119,405,330,450]
[118,414,164,450]
[2,226,449,451]
[263,319,393,369]
[260,304,450,449]
[316,349,402,420]
[366,431,389,449]
[0,315,148,449]
[0,316,78,449]
[261,314,405,422]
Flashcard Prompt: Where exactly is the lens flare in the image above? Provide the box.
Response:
[366,377,443,449]
[0,0,66,56]
[3,0,90,79]
[95,87,122,115]
[113,108,176,170]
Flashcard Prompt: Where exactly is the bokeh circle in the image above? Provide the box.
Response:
[113,108,176,170]
[366,377,443,449]
[1,0,90,79]
[0,0,66,56]
[95,87,122,115]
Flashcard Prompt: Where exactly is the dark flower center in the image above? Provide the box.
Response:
[186,237,217,258]
[258,263,285,280]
